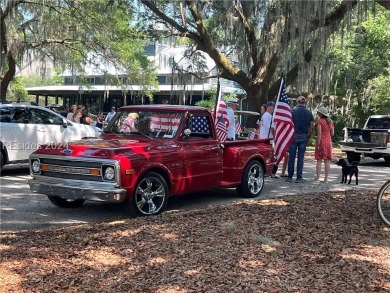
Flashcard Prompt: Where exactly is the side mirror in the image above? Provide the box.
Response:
[62,119,68,128]
[181,128,191,140]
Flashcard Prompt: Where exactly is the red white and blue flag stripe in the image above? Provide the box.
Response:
[214,84,228,142]
[273,77,295,165]
[235,121,243,134]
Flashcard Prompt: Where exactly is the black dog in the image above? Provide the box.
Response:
[335,158,359,185]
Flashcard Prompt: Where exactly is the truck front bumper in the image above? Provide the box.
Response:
[28,178,127,203]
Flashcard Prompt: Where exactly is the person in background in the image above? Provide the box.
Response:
[259,102,275,142]
[80,108,94,125]
[72,105,82,123]
[314,106,334,183]
[67,105,77,122]
[105,106,116,123]
[260,103,267,116]
[162,99,169,104]
[280,154,289,177]
[286,95,315,183]
[96,112,104,129]
[256,103,267,135]
[226,98,239,141]
[122,112,139,132]
[259,102,279,178]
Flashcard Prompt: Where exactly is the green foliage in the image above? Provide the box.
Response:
[24,68,63,87]
[369,74,390,113]
[195,87,237,110]
[195,99,215,110]
[334,9,390,94]
[7,77,28,101]
[332,114,350,143]
[2,0,158,100]
[323,6,390,128]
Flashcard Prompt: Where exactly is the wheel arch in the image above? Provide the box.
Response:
[0,141,9,166]
[242,156,266,176]
[137,167,171,192]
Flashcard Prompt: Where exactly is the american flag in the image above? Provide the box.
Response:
[273,77,295,165]
[214,85,228,142]
[150,113,181,132]
[235,121,243,134]
[248,131,257,139]
[191,116,210,133]
[216,115,228,142]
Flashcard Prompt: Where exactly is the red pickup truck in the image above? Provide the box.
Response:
[28,105,274,217]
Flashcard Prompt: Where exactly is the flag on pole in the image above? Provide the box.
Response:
[248,131,257,139]
[235,121,243,134]
[214,78,228,142]
[216,115,228,142]
[273,76,295,165]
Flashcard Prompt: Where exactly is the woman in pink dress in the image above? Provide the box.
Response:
[314,107,334,182]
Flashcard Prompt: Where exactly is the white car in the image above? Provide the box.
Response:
[0,102,101,172]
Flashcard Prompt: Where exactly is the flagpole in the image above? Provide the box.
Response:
[213,76,221,120]
[272,74,285,125]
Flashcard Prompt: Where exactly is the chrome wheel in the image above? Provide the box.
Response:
[132,172,168,216]
[237,160,264,198]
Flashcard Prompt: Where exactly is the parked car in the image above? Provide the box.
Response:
[28,105,274,217]
[0,102,101,172]
[339,114,390,163]
[45,104,68,117]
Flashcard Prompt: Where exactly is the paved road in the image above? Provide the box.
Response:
[1,159,389,232]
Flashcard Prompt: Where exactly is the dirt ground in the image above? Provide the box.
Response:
[1,188,389,292]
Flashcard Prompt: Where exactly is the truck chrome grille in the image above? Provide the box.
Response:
[40,158,101,169]
[30,156,120,185]
[41,171,103,181]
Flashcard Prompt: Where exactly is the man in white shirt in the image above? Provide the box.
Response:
[259,101,275,142]
[226,98,238,141]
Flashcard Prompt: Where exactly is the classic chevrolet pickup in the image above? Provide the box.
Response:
[28,105,274,217]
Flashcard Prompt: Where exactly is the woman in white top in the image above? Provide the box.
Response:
[66,105,77,122]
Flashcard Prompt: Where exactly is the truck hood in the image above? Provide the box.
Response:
[32,137,172,159]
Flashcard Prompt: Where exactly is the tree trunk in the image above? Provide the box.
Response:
[0,54,16,101]
[243,84,268,126]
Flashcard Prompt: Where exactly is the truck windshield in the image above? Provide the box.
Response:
[365,117,390,129]
[108,110,184,139]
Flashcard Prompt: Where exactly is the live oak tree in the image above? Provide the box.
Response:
[0,0,157,101]
[138,0,390,112]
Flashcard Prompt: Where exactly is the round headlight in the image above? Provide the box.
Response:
[32,160,40,173]
[104,166,115,181]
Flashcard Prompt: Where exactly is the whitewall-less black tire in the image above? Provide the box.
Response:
[128,171,169,217]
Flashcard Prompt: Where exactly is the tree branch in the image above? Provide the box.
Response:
[234,1,258,66]
[267,0,360,98]
[376,0,390,10]
[141,0,201,42]
[184,1,249,84]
